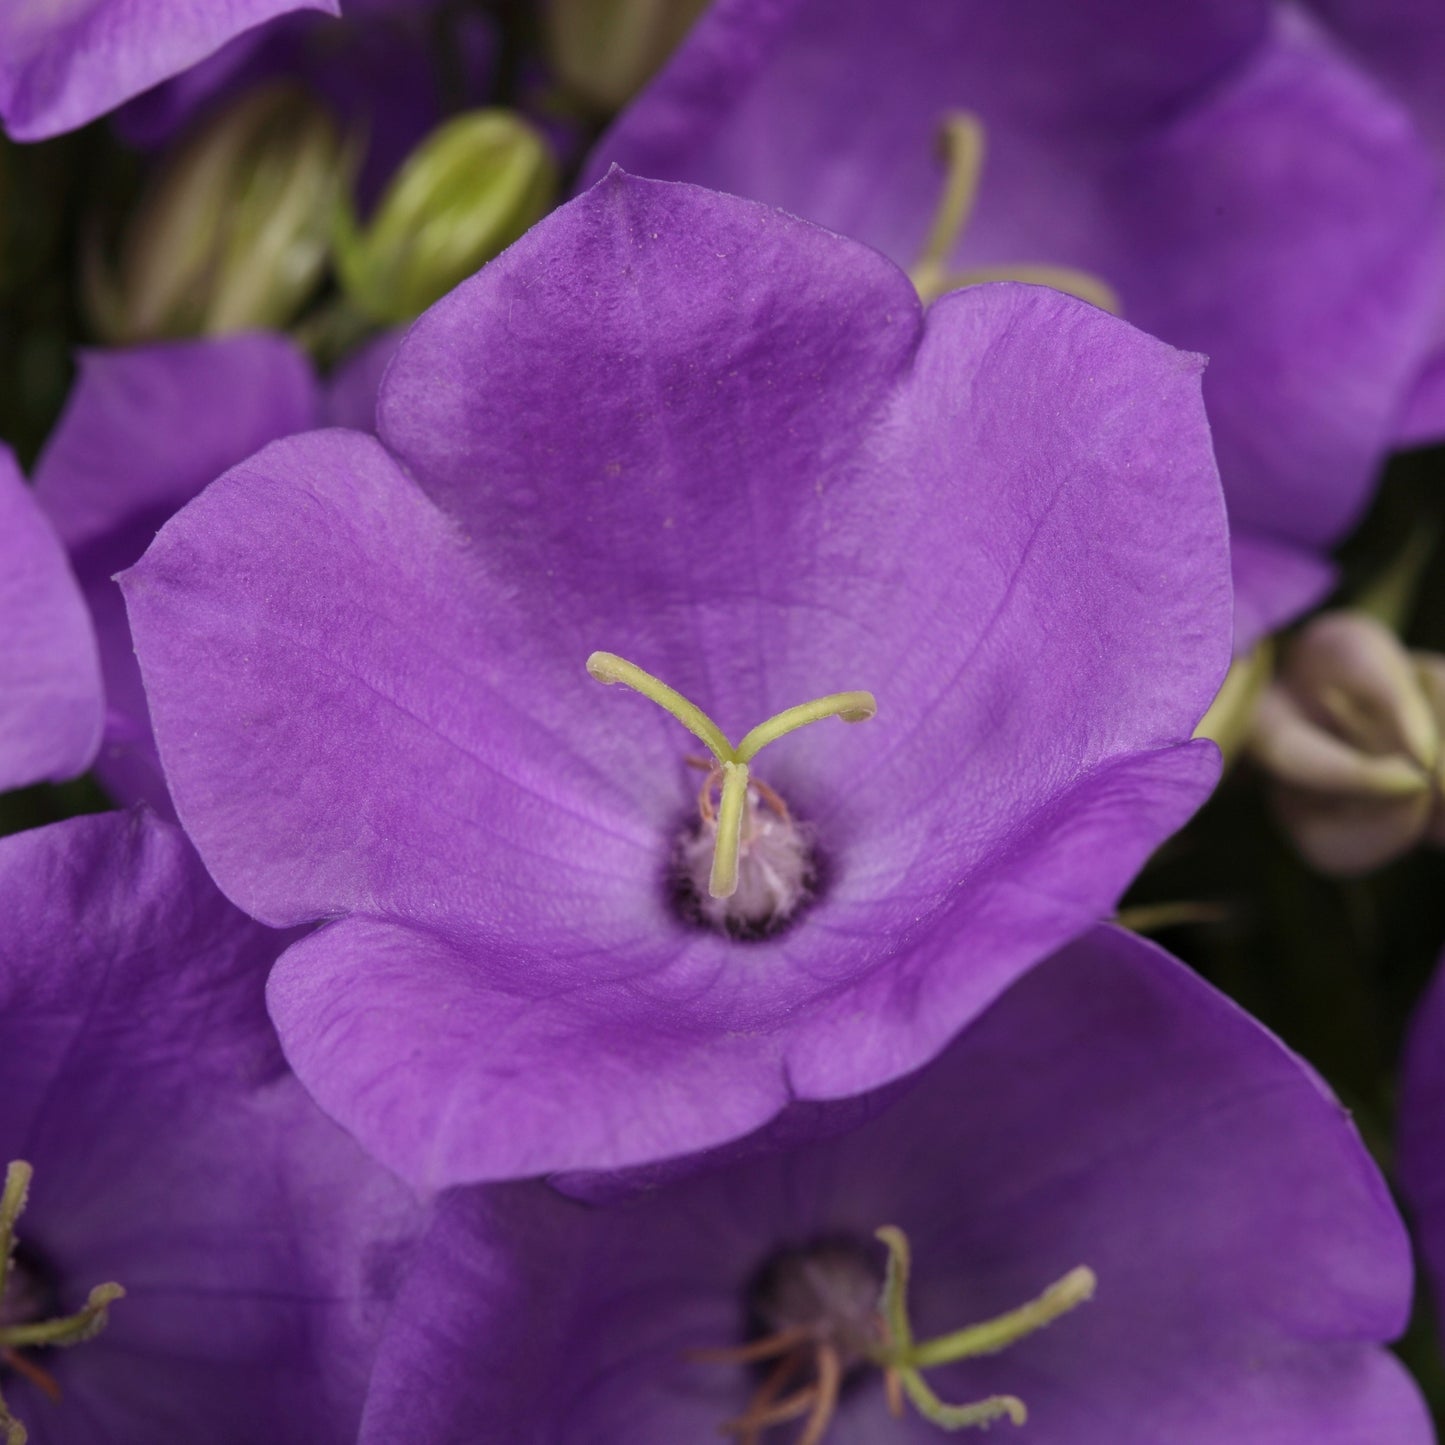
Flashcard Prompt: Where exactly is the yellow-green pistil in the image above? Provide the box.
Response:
[697,1226,1095,1442]
[0,1161,124,1445]
[874,1227,1094,1431]
[909,111,1121,313]
[585,652,876,899]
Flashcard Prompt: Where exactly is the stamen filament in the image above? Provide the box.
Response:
[710,761,750,898]
[0,1349,59,1404]
[723,1383,817,1434]
[797,1344,841,1445]
[912,112,985,297]
[688,1326,811,1365]
[738,1353,807,1445]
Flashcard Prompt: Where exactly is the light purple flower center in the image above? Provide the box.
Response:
[586,651,875,936]
[673,769,819,940]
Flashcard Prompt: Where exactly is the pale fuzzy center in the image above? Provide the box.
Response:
[678,784,815,937]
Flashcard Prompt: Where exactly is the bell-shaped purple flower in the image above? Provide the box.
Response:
[360,926,1428,1444]
[0,809,421,1443]
[589,0,1445,647]
[123,173,1231,1189]
[0,0,336,141]
[0,448,101,793]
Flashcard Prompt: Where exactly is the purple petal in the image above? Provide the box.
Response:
[592,2,1445,635]
[0,446,101,790]
[0,811,420,1442]
[33,334,321,812]
[323,328,404,431]
[1309,0,1445,153]
[1397,344,1445,447]
[360,927,1426,1444]
[0,0,339,141]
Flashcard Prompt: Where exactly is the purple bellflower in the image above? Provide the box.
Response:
[0,809,422,1443]
[30,329,399,815]
[589,0,1445,648]
[0,448,101,794]
[359,925,1428,1444]
[123,173,1232,1189]
[0,0,336,141]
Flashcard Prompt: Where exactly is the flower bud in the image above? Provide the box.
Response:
[544,0,710,112]
[85,85,347,342]
[1249,610,1445,874]
[334,110,558,326]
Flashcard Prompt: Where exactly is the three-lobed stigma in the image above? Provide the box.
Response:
[586,652,876,925]
[0,1161,124,1445]
[694,1225,1095,1443]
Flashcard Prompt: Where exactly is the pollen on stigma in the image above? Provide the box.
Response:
[586,652,876,939]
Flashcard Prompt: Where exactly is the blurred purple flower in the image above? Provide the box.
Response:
[122,173,1231,1189]
[590,0,1445,647]
[360,926,1428,1445]
[0,809,421,1443]
[116,0,496,206]
[0,0,336,141]
[1302,0,1445,445]
[0,448,101,793]
[31,330,399,814]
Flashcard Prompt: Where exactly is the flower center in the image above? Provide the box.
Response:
[587,652,876,936]
[908,112,1121,312]
[0,1161,125,1441]
[693,1226,1095,1443]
